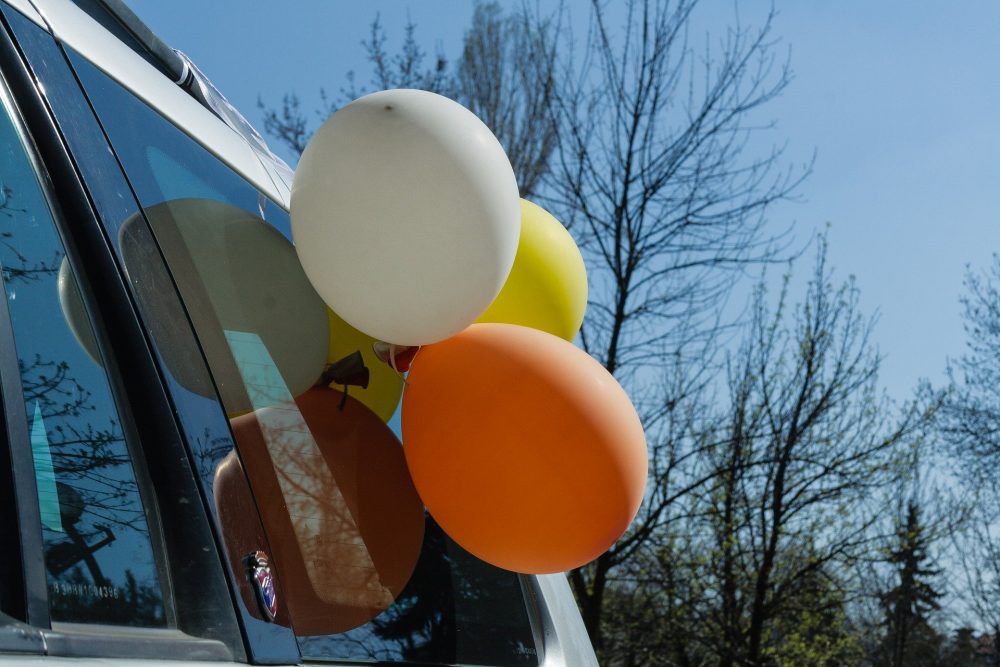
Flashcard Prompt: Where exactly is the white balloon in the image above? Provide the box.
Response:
[291,89,521,346]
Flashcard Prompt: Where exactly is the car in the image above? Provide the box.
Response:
[0,0,598,665]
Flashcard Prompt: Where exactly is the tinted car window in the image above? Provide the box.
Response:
[0,79,165,626]
[68,50,538,665]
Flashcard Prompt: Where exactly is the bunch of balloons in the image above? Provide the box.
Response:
[292,89,647,574]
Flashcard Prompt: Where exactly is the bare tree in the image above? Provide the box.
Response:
[259,1,821,658]
[549,0,810,649]
[953,490,1000,665]
[258,93,311,158]
[941,254,1000,482]
[259,13,449,160]
[454,2,560,197]
[940,254,1000,663]
[687,240,926,666]
[594,239,925,666]
[259,3,559,198]
[363,14,451,94]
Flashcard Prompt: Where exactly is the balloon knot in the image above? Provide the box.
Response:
[373,341,419,376]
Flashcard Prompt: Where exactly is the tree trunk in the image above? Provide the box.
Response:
[745,433,794,666]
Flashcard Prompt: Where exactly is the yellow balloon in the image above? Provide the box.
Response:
[476,199,587,341]
[326,309,404,422]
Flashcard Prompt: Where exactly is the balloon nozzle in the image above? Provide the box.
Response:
[373,341,419,374]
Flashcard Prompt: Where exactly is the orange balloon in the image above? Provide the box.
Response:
[229,387,425,634]
[401,323,647,574]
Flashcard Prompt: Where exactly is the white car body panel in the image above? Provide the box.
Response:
[535,574,600,667]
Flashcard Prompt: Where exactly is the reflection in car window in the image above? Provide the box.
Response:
[299,518,539,665]
[0,85,165,626]
[69,52,538,664]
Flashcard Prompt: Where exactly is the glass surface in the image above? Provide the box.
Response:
[70,52,537,665]
[0,87,165,626]
[299,518,538,665]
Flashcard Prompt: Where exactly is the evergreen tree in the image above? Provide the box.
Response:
[941,627,980,667]
[878,502,944,667]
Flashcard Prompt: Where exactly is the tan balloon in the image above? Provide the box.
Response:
[57,248,218,401]
[57,257,101,366]
[130,199,329,415]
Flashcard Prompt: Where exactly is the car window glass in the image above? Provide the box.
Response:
[146,146,228,202]
[69,51,538,665]
[0,82,166,627]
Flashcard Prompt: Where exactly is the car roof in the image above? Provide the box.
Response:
[7,0,292,208]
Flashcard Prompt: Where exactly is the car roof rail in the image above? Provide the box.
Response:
[69,0,294,182]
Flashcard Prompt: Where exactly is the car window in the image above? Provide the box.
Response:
[0,76,166,627]
[67,50,539,665]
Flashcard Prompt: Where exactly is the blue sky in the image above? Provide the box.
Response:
[125,0,1000,405]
